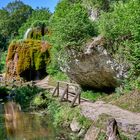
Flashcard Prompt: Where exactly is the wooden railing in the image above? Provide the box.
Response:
[52,81,81,107]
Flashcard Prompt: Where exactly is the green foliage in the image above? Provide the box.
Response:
[48,0,97,75]
[31,92,49,109]
[47,97,91,129]
[84,0,127,11]
[50,0,96,49]
[0,1,33,48]
[0,51,7,73]
[18,8,51,39]
[98,0,140,83]
[81,90,105,102]
[14,85,43,109]
[0,33,7,50]
[50,72,69,81]
[24,20,49,40]
[98,0,140,40]
[0,86,9,97]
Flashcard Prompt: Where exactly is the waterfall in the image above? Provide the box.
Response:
[23,28,32,40]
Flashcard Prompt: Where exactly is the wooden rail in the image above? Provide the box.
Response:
[52,81,81,107]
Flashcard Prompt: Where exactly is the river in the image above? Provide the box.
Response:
[0,101,67,140]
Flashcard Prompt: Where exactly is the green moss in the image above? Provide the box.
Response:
[93,114,112,131]
[6,42,18,61]
[46,93,92,129]
[7,39,51,77]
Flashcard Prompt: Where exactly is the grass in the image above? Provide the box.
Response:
[52,72,69,81]
[47,95,92,129]
[81,90,106,102]
[31,91,92,130]
[81,88,140,113]
[102,90,140,113]
[98,132,106,140]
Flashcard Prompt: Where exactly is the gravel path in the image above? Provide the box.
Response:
[81,101,140,133]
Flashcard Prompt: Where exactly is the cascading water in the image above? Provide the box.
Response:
[23,28,32,40]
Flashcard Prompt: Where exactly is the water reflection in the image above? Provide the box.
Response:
[3,101,55,140]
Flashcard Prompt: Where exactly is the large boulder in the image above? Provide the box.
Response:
[66,36,128,90]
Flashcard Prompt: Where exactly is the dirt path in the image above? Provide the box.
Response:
[36,77,140,134]
[81,101,140,134]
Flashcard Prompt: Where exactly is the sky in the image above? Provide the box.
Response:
[0,0,60,12]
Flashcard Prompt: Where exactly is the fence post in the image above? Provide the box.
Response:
[78,93,81,104]
[52,82,59,96]
[57,82,59,97]
[71,92,80,107]
[66,84,69,100]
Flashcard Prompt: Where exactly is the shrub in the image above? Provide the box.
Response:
[81,90,104,102]
[49,0,96,49]
[98,0,140,81]
[47,97,91,129]
[14,85,43,109]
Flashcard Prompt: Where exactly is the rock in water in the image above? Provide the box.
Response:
[66,36,128,90]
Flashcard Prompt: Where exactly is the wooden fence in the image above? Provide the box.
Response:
[52,81,81,107]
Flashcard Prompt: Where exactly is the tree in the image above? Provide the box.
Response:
[18,8,52,39]
[49,0,96,50]
[4,0,33,37]
[0,0,33,50]
[98,0,140,79]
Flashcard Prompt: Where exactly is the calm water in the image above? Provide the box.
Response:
[0,101,57,140]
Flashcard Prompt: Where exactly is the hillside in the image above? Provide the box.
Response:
[0,0,140,140]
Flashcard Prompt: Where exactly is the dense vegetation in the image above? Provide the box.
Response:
[50,0,140,91]
[0,0,139,90]
[98,0,140,90]
[0,1,51,74]
[0,0,140,139]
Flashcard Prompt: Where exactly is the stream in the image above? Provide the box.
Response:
[0,101,65,140]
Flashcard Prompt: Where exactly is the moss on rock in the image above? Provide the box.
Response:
[6,39,51,80]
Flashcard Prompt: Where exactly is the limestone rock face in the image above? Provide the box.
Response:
[66,36,128,90]
[84,125,100,140]
[70,118,81,132]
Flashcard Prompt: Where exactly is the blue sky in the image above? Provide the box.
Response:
[0,0,60,12]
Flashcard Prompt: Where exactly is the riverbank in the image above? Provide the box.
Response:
[31,91,92,140]
[26,86,140,140]
[1,83,140,140]
[0,85,91,140]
